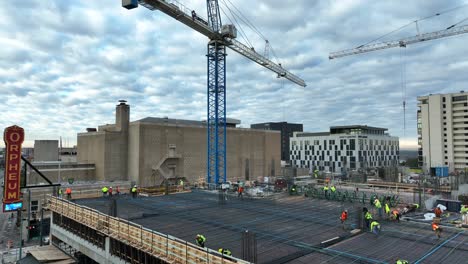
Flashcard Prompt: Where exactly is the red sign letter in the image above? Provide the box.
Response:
[3,125,24,205]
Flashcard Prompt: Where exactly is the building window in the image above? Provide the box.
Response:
[453,95,467,102]
[443,97,446,102]
[443,104,446,108]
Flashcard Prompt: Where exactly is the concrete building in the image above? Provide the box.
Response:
[290,125,399,173]
[417,91,468,172]
[77,101,281,186]
[34,140,59,161]
[251,122,303,162]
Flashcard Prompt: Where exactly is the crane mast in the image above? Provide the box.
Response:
[123,0,305,184]
[329,24,468,59]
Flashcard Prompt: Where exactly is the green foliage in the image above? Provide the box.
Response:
[458,194,468,204]
[406,158,420,168]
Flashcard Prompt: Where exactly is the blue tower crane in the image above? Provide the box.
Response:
[123,0,306,184]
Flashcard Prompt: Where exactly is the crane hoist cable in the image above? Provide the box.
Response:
[219,5,253,48]
[400,46,407,137]
[353,3,468,49]
[221,0,282,64]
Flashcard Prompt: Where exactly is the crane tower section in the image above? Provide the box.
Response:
[123,0,306,185]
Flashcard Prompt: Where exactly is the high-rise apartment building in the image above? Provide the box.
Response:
[251,122,303,161]
[417,91,468,172]
[290,125,399,173]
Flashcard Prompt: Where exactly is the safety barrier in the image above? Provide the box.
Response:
[48,196,250,264]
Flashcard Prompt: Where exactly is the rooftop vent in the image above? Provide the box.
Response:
[118,99,127,105]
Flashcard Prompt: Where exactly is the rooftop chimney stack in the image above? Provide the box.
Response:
[116,100,130,132]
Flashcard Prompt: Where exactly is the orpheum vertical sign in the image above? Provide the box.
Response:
[3,125,24,211]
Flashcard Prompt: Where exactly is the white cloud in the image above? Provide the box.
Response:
[0,0,467,151]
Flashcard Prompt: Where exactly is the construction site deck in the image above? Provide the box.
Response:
[73,190,468,264]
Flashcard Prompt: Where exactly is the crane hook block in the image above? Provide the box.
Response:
[122,0,138,10]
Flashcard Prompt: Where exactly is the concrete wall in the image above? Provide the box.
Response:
[34,140,58,161]
[77,104,280,185]
[428,95,444,167]
[132,122,281,186]
[77,132,106,180]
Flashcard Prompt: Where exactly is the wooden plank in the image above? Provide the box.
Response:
[48,196,247,264]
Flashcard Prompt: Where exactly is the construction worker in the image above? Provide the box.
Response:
[116,186,121,196]
[102,186,109,197]
[109,186,113,197]
[330,185,336,199]
[395,259,409,264]
[323,185,329,198]
[238,185,244,199]
[385,202,390,218]
[195,234,206,247]
[370,220,380,235]
[340,210,348,229]
[313,169,319,178]
[392,210,401,223]
[364,209,373,229]
[432,221,442,238]
[65,187,72,200]
[191,10,196,21]
[434,206,442,218]
[131,185,138,198]
[374,197,382,218]
[460,205,468,225]
[58,188,63,198]
[218,248,232,256]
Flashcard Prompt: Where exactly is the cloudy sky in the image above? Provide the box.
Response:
[1,0,468,149]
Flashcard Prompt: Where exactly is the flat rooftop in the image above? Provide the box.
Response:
[76,191,468,264]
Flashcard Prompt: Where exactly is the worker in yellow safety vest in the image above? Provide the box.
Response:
[313,169,319,178]
[385,202,390,217]
[374,198,382,218]
[460,205,468,225]
[102,186,109,197]
[131,185,138,198]
[370,221,380,235]
[218,248,232,256]
[323,185,329,198]
[364,209,373,229]
[396,259,409,264]
[196,234,206,247]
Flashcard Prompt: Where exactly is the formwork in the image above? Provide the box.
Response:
[75,190,468,264]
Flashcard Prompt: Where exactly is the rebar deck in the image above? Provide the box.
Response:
[75,191,467,263]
